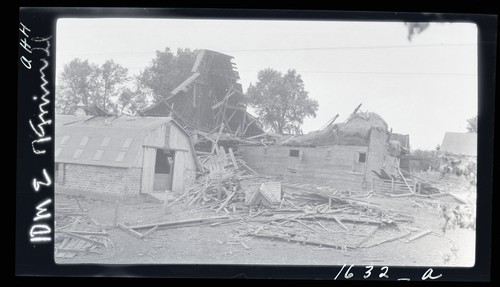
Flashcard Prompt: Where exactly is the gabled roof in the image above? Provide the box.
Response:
[440,132,477,156]
[55,115,198,168]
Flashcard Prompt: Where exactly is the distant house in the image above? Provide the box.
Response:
[55,113,199,195]
[440,132,477,157]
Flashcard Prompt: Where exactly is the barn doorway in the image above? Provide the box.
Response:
[352,152,366,173]
[153,149,175,191]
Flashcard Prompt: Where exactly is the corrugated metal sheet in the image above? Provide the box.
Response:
[55,115,175,168]
[440,132,477,156]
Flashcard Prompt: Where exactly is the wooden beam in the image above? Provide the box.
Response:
[228,148,239,169]
[66,230,108,236]
[171,72,200,95]
[142,145,188,152]
[249,232,356,250]
[117,223,144,239]
[242,118,256,135]
[141,226,159,238]
[246,132,267,140]
[211,90,236,110]
[128,215,230,230]
[211,123,225,154]
[398,165,414,194]
[215,192,235,213]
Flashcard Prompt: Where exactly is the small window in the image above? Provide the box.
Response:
[115,151,126,162]
[263,147,268,157]
[79,136,90,146]
[122,138,133,149]
[358,152,366,163]
[72,149,84,159]
[55,147,63,157]
[60,135,70,145]
[289,149,300,158]
[93,150,104,160]
[101,137,111,147]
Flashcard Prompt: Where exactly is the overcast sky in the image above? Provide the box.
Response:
[56,18,477,150]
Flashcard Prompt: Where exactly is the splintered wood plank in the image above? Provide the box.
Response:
[58,238,70,249]
[67,230,108,236]
[228,148,239,169]
[73,239,87,250]
[64,238,79,249]
[141,226,159,238]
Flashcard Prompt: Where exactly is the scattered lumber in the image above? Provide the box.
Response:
[55,199,113,259]
[216,192,235,213]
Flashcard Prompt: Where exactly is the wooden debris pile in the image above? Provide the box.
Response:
[170,143,260,212]
[233,181,421,250]
[55,197,112,259]
[372,167,441,195]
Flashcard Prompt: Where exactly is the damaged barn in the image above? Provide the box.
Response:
[54,110,199,196]
[238,106,411,191]
[142,49,264,142]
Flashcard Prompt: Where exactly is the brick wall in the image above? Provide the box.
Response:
[59,163,142,195]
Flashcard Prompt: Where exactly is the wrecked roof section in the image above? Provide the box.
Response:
[285,112,389,147]
[142,49,264,138]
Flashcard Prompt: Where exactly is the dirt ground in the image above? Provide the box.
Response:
[54,173,476,267]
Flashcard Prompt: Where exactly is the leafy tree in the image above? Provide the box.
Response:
[56,59,130,115]
[137,48,198,103]
[116,86,149,115]
[247,68,319,134]
[410,148,440,172]
[98,59,129,113]
[466,115,477,133]
[56,58,100,114]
